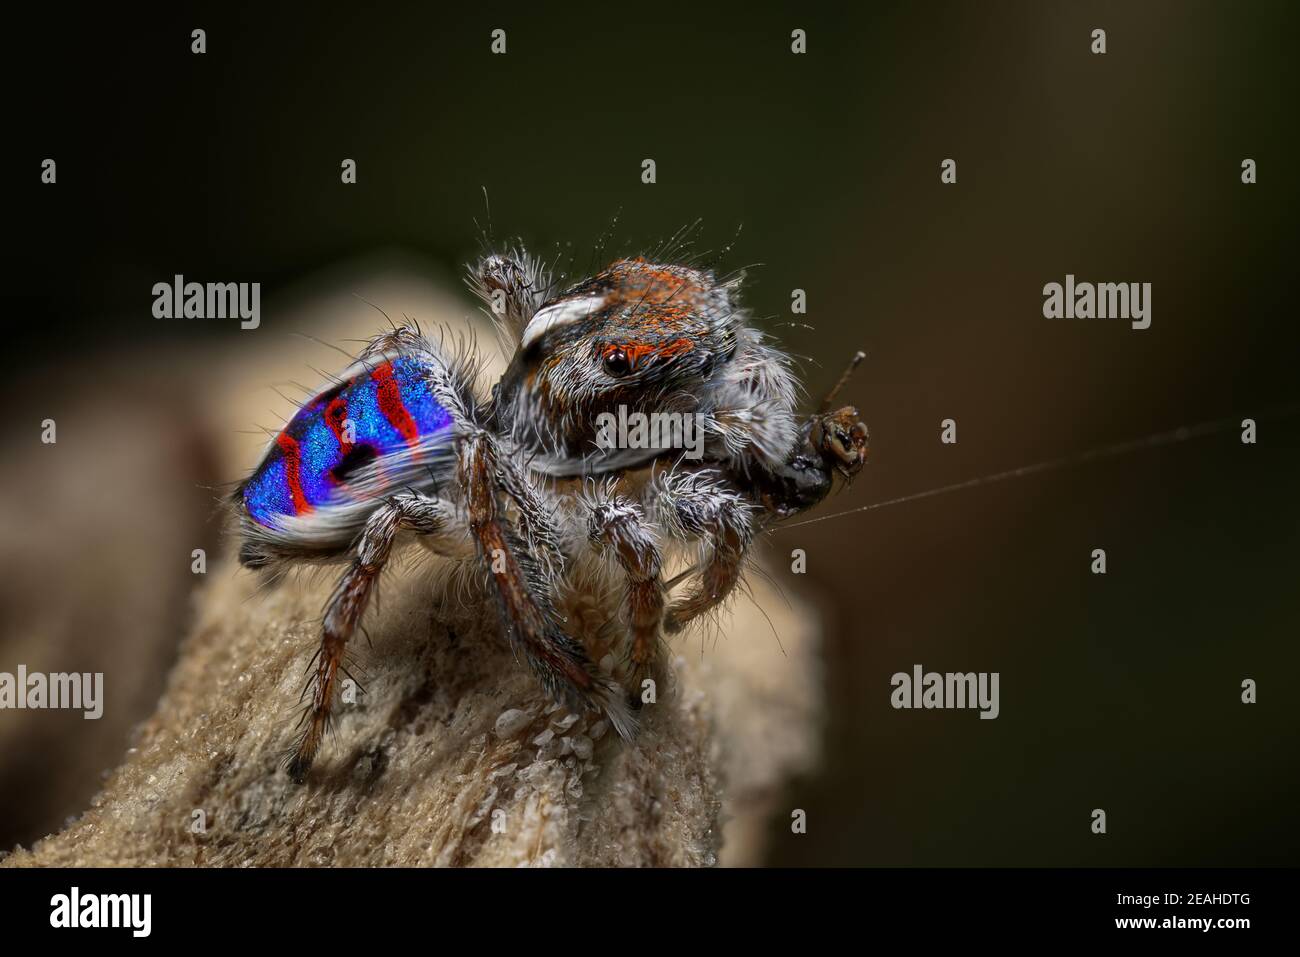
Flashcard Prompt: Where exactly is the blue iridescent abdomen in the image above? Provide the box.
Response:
[242,355,454,527]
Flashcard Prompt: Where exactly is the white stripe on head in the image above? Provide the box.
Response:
[521,295,607,349]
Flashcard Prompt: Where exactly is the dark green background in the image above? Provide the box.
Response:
[6,2,1297,864]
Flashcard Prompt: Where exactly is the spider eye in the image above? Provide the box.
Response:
[602,349,633,377]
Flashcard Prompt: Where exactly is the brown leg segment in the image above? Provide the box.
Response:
[288,493,448,782]
[586,496,666,685]
[458,433,635,738]
[658,472,754,634]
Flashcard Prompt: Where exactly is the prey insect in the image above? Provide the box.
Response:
[234,249,868,782]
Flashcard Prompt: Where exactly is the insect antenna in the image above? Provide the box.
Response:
[817,350,867,414]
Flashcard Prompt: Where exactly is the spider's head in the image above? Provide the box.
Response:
[496,258,740,456]
[519,257,738,397]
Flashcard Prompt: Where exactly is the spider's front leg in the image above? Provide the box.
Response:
[458,431,635,738]
[289,492,453,782]
[654,470,755,634]
[584,490,666,690]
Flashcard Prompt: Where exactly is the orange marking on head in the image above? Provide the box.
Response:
[600,338,694,370]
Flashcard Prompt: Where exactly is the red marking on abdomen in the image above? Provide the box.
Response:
[324,396,352,452]
[276,432,312,514]
[371,361,419,445]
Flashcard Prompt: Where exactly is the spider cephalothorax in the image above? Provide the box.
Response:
[488,257,802,477]
[236,243,867,781]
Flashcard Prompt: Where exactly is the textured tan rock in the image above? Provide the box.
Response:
[3,549,817,867]
[0,258,822,868]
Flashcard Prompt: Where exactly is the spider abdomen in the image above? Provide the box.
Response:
[241,354,456,530]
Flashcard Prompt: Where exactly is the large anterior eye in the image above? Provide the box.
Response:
[602,348,633,377]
